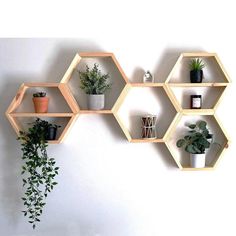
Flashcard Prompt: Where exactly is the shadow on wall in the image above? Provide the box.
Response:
[130,46,205,83]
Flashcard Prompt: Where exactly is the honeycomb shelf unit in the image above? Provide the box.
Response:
[165,114,230,171]
[5,82,79,144]
[164,52,230,170]
[165,52,230,112]
[5,51,230,170]
[113,82,180,143]
[60,52,129,114]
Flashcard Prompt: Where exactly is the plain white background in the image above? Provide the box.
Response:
[0,1,236,236]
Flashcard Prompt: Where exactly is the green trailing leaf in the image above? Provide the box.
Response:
[198,120,207,130]
[188,124,196,129]
[176,139,185,147]
[18,118,59,229]
[185,144,196,154]
[176,120,215,154]
[184,135,191,140]
[79,63,112,95]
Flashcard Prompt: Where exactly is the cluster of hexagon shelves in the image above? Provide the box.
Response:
[6,52,230,170]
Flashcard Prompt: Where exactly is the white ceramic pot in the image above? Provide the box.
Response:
[190,153,206,168]
[88,94,105,110]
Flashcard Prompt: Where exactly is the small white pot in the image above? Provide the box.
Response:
[190,153,206,168]
[88,94,105,110]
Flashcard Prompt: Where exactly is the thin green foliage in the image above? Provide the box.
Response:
[79,63,111,94]
[18,118,59,229]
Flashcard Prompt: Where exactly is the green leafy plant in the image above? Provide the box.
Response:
[176,120,213,154]
[18,118,59,229]
[79,63,111,94]
[33,92,46,97]
[189,58,205,71]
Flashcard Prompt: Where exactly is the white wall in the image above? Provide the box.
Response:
[0,1,236,235]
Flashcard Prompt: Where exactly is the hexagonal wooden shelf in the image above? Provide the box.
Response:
[113,83,180,143]
[60,52,129,114]
[5,82,79,144]
[165,113,230,171]
[165,52,231,114]
[5,51,230,170]
[163,52,231,170]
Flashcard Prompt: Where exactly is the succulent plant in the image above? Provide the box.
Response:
[189,58,205,71]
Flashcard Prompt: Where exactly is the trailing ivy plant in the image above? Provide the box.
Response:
[176,120,213,154]
[79,63,111,94]
[18,118,59,229]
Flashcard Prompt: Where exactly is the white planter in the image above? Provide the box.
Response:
[190,153,206,168]
[88,94,105,110]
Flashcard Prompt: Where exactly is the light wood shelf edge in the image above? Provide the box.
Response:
[58,83,80,113]
[130,83,165,87]
[57,114,79,143]
[10,113,74,117]
[182,109,215,115]
[167,83,229,87]
[130,138,164,143]
[181,167,214,171]
[80,110,113,114]
[60,54,81,83]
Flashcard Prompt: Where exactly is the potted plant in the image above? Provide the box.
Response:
[79,63,111,110]
[32,92,49,113]
[189,58,205,83]
[46,123,61,140]
[18,118,59,229]
[176,120,213,168]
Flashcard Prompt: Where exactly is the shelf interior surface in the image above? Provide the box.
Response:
[169,86,227,109]
[166,115,228,168]
[116,86,177,140]
[13,116,74,142]
[13,86,73,113]
[66,57,127,110]
[168,56,229,83]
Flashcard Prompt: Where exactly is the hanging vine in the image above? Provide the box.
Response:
[18,118,59,229]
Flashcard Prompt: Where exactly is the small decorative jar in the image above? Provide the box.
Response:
[141,115,157,139]
[190,95,202,109]
[143,71,154,83]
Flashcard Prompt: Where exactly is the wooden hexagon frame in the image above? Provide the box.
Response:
[60,52,129,114]
[164,52,231,170]
[165,113,230,171]
[112,83,181,143]
[5,51,231,170]
[5,82,79,144]
[165,52,231,114]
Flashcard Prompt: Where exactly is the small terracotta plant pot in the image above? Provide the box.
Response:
[33,97,49,113]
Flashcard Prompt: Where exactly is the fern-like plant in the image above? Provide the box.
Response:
[18,118,59,229]
[79,63,111,94]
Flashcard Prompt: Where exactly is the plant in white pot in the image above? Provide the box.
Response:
[79,63,111,110]
[176,120,213,168]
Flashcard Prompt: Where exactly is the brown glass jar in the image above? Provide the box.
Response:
[190,95,202,109]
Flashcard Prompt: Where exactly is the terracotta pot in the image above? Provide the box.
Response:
[32,97,49,113]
